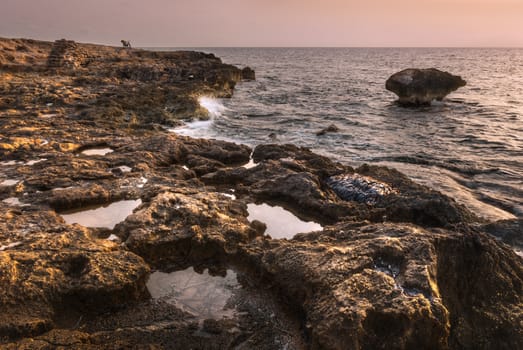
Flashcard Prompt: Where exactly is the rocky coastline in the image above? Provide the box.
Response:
[0,38,521,349]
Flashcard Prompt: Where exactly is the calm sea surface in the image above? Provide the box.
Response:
[168,48,523,221]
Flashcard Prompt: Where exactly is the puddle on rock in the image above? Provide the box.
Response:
[242,158,258,169]
[59,199,142,229]
[137,177,148,188]
[26,158,47,166]
[220,193,237,200]
[107,234,120,242]
[81,148,113,156]
[0,179,19,186]
[0,242,22,251]
[52,186,76,191]
[117,166,132,173]
[0,160,19,166]
[147,267,239,320]
[247,203,323,239]
[2,197,28,206]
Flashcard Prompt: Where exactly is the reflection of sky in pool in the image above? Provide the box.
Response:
[81,147,113,156]
[147,267,239,319]
[59,199,141,229]
[247,203,322,239]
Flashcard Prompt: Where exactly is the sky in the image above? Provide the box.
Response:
[1,0,522,47]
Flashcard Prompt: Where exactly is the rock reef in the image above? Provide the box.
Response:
[386,68,466,105]
[1,38,521,349]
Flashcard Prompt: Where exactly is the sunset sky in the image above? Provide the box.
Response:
[1,0,522,47]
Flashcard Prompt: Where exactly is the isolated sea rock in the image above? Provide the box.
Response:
[386,68,466,105]
[316,123,339,136]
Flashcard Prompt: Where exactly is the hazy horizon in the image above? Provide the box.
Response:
[1,0,522,48]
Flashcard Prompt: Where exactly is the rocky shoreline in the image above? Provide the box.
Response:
[0,38,521,349]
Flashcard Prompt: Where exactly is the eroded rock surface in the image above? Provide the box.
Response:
[239,222,522,349]
[1,37,521,349]
[386,68,466,105]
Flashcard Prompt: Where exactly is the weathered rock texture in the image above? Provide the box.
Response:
[386,68,466,105]
[1,37,521,349]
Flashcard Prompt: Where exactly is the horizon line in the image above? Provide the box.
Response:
[141,45,523,49]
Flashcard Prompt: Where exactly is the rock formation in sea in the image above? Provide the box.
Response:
[241,66,256,81]
[386,68,467,105]
[0,37,521,349]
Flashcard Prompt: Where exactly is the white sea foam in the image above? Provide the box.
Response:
[198,96,227,118]
[171,120,213,137]
[170,97,226,138]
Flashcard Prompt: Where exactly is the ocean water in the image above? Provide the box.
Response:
[171,48,523,221]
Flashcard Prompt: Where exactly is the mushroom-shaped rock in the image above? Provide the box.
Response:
[386,68,466,105]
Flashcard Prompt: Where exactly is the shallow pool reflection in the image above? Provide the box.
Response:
[247,203,322,239]
[147,267,239,320]
[59,199,141,229]
[81,148,113,156]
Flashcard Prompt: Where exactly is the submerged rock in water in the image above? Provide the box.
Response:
[326,173,397,204]
[386,68,466,105]
[316,123,339,136]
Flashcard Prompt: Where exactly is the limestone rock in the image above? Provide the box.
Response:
[386,68,466,105]
[240,222,523,349]
[0,227,149,341]
[115,190,255,268]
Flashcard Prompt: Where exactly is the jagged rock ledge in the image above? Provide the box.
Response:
[0,38,521,349]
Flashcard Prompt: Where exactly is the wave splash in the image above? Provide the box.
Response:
[198,96,227,118]
[170,97,227,137]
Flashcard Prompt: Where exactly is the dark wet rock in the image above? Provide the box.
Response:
[252,143,347,178]
[326,173,397,204]
[479,218,522,251]
[241,66,256,81]
[356,164,479,227]
[204,144,477,228]
[182,137,252,167]
[386,68,466,105]
[316,123,339,136]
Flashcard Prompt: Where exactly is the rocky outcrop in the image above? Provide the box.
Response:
[115,189,256,269]
[386,68,466,105]
[202,144,477,227]
[0,37,521,349]
[239,222,523,349]
[0,219,149,340]
[241,66,256,81]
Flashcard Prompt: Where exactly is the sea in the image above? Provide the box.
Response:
[165,48,523,222]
